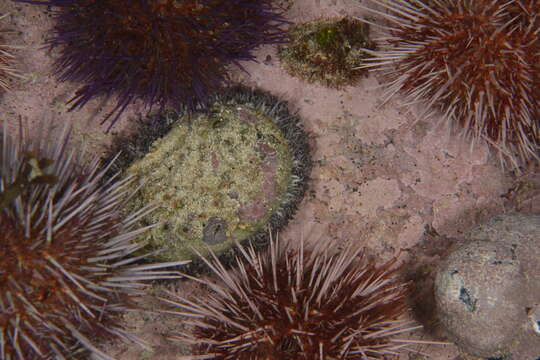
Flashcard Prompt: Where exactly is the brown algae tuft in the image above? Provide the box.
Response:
[278,17,375,88]
[106,86,311,271]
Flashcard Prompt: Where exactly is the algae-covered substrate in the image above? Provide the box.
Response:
[106,86,311,272]
[278,17,375,88]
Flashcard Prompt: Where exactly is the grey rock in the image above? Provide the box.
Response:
[435,213,540,359]
[469,213,540,360]
[469,213,540,308]
[435,240,526,357]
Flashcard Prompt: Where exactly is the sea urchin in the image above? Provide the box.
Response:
[14,0,289,129]
[161,237,431,359]
[359,0,540,165]
[0,13,23,91]
[0,120,187,359]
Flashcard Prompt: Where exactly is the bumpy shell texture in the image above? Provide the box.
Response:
[13,0,289,129]
[162,238,427,359]
[102,85,312,274]
[360,0,540,166]
[0,121,186,360]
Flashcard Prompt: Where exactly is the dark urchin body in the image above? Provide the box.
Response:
[359,0,540,167]
[0,121,186,359]
[102,85,312,275]
[161,238,431,359]
[13,0,288,129]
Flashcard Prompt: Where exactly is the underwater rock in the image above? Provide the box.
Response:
[469,213,540,360]
[435,213,540,358]
[435,240,526,357]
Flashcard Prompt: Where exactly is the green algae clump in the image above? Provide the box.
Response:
[116,88,311,266]
[278,17,375,88]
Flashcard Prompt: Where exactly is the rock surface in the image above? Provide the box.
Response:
[435,239,527,357]
[435,213,540,359]
[3,0,538,358]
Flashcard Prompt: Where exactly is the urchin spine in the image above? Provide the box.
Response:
[160,237,442,359]
[12,0,289,129]
[357,0,540,166]
[0,13,24,91]
[0,120,187,359]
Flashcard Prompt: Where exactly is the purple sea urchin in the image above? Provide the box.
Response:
[161,238,433,359]
[0,121,187,359]
[358,0,540,166]
[13,0,288,129]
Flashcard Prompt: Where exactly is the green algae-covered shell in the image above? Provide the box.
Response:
[105,86,312,274]
[278,17,375,88]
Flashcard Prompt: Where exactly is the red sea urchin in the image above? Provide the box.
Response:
[161,237,433,359]
[0,13,23,91]
[358,0,540,166]
[13,0,288,129]
[0,121,187,359]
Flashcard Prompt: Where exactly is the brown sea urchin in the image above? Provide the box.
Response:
[358,0,540,166]
[161,237,432,359]
[0,121,187,359]
[0,13,23,91]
